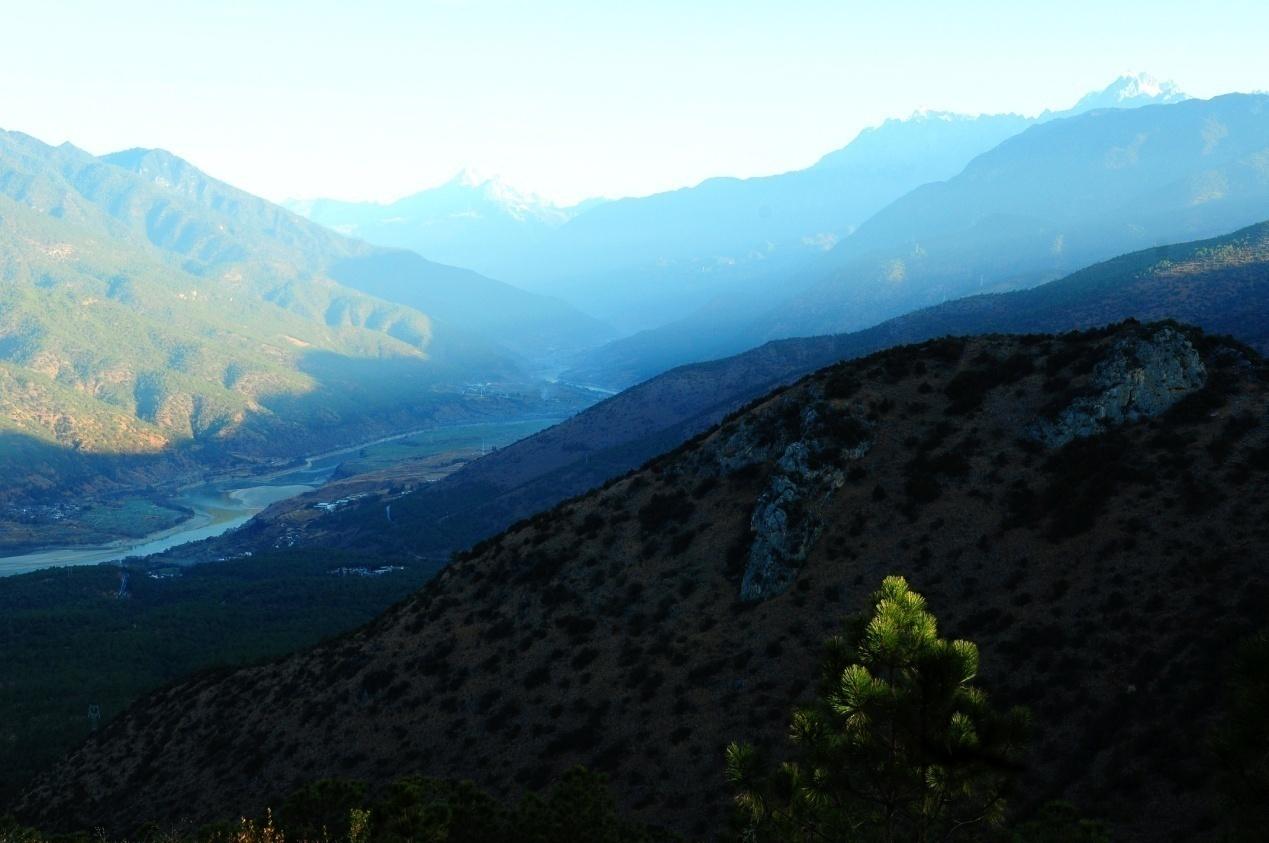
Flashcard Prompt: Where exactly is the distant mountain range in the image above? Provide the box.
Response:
[289,74,1187,332]
[567,90,1269,389]
[771,91,1269,334]
[0,134,605,500]
[285,170,603,288]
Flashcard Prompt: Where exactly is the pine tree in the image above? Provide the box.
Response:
[726,576,1029,843]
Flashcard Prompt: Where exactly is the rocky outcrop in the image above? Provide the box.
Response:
[1029,326,1207,448]
[740,456,823,602]
[737,400,872,602]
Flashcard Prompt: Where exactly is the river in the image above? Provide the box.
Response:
[0,418,560,577]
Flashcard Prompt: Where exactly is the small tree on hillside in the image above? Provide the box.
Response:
[726,576,1029,843]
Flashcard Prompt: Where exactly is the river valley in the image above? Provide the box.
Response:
[0,418,560,576]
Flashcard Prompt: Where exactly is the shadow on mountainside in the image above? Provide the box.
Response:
[263,222,1269,563]
[2,346,595,510]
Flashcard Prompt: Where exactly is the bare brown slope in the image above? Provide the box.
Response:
[18,323,1269,841]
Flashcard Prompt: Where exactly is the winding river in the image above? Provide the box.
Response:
[0,418,560,577]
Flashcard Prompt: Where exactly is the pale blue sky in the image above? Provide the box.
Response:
[2,0,1266,204]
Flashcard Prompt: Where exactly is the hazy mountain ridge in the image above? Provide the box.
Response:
[285,169,593,289]
[220,220,1269,567]
[291,111,1039,332]
[18,322,1267,841]
[764,92,1269,338]
[324,249,616,364]
[568,90,1267,389]
[289,75,1186,334]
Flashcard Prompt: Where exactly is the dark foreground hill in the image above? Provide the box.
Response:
[233,220,1269,564]
[18,322,1269,841]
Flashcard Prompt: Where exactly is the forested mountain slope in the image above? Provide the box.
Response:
[0,132,599,500]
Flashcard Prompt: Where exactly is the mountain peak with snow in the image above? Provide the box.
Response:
[431,168,568,221]
[448,166,512,193]
[1067,72,1187,114]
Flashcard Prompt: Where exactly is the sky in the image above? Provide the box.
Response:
[2,0,1267,206]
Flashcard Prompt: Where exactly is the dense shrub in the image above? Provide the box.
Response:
[637,492,695,532]
[823,368,860,400]
[277,778,368,840]
[945,353,1034,415]
[1213,631,1269,838]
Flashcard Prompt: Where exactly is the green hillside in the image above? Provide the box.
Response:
[0,131,597,503]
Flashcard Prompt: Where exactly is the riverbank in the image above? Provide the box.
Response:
[0,497,194,557]
[0,484,318,577]
[0,417,564,576]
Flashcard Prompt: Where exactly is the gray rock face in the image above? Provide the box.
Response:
[740,473,821,602]
[672,389,873,602]
[738,413,871,602]
[776,440,813,478]
[686,409,780,478]
[1030,327,1207,448]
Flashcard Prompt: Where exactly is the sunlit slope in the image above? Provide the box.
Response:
[0,131,568,498]
[102,147,615,359]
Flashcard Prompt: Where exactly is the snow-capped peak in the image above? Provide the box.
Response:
[1069,73,1187,114]
[424,168,572,223]
[451,166,497,189]
[446,168,536,206]
[903,109,961,122]
[1117,73,1163,99]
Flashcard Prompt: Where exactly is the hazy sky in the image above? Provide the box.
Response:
[2,0,1266,205]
